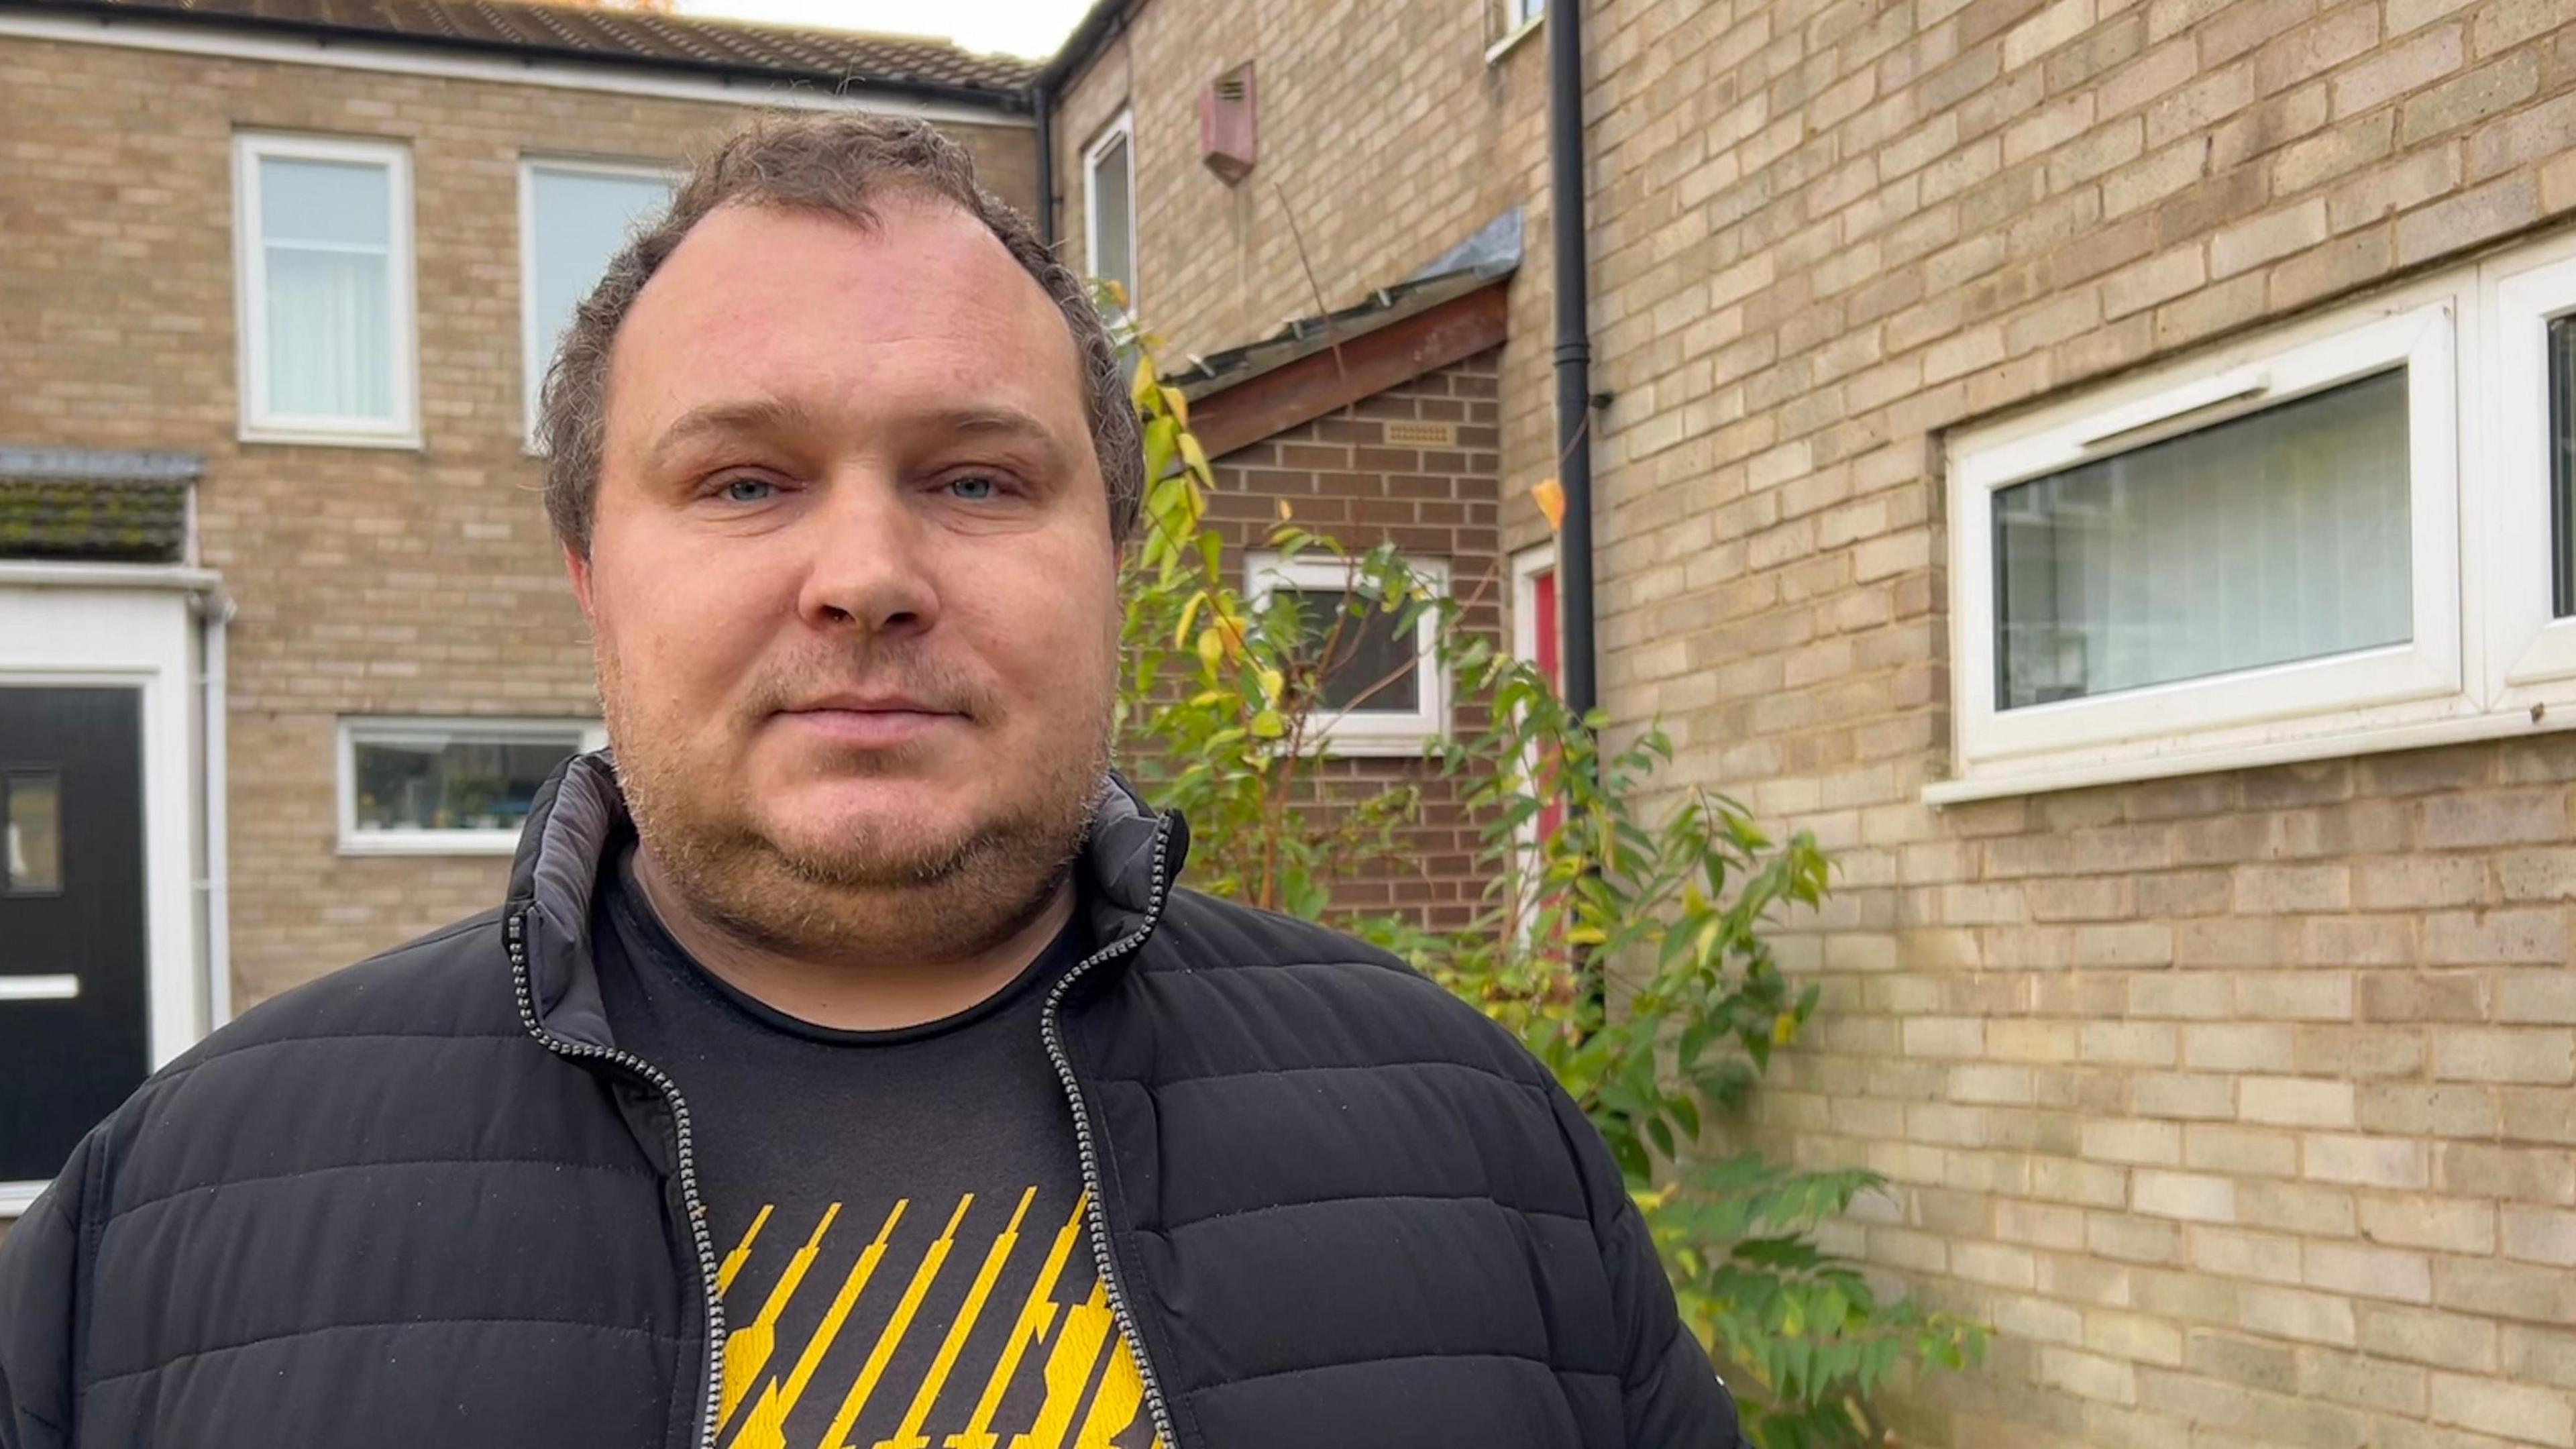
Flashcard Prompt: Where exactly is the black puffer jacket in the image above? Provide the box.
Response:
[0,755,1741,1448]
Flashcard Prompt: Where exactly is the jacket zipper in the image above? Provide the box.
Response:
[1040,814,1183,1449]
[507,907,729,1449]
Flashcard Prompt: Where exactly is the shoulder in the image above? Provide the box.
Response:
[167,907,519,1073]
[1122,888,1560,1095]
[68,910,538,1211]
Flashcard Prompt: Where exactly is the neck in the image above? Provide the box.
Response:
[628,844,1077,1032]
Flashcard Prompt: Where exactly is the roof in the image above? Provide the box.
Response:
[1169,210,1525,399]
[12,0,1039,104]
[0,449,199,564]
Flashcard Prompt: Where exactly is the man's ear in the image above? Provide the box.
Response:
[564,541,597,621]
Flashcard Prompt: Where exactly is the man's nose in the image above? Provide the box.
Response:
[792,473,941,641]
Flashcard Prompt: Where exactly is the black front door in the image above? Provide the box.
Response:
[0,686,148,1185]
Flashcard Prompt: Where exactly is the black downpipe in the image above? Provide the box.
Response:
[1547,0,1597,718]
[1034,83,1057,249]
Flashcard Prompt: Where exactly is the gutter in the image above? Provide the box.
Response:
[1035,82,1056,247]
[4,0,1036,114]
[1547,1,1598,716]
[1029,0,1136,248]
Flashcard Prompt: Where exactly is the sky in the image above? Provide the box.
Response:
[672,0,1095,59]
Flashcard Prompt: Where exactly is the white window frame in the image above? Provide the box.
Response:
[1489,0,1545,60]
[233,131,419,447]
[2483,228,2576,701]
[1083,109,1136,312]
[1941,284,2467,801]
[337,716,604,856]
[1508,543,1560,914]
[1512,541,1558,668]
[518,156,679,450]
[1247,550,1450,757]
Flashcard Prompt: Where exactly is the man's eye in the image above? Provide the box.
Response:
[716,477,775,504]
[947,475,1002,502]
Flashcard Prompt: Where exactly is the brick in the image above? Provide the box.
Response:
[2396,51,2542,145]
[2137,1072,2239,1120]
[2239,973,2354,1021]
[2353,855,2486,908]
[2504,1207,2576,1267]
[2241,1285,2358,1346]
[2430,1371,2576,1447]
[2301,1348,2426,1414]
[2439,1144,2576,1203]
[2361,1305,2498,1373]
[2185,1023,2296,1071]
[1995,1293,2087,1344]
[2434,1027,2576,1083]
[2082,1020,2178,1065]
[1904,1016,1988,1056]
[2329,25,2466,116]
[2423,908,2568,965]
[2359,1196,2496,1254]
[2357,1084,2498,1138]
[2242,1076,2357,1128]
[2133,1169,2237,1222]
[2185,1124,2300,1176]
[2304,1133,2428,1189]
[2508,1328,2576,1393]
[2041,1345,2139,1405]
[2500,972,2576,1023]
[2210,199,2330,278]
[2130,973,2234,1018]
[2087,1308,2186,1365]
[2326,145,2467,232]
[2085,1118,2184,1165]
[2396,174,2541,266]
[2188,1226,2305,1284]
[2304,1241,2433,1303]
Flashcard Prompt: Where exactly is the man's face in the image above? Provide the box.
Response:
[570,197,1120,961]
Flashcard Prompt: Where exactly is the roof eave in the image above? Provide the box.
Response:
[6,0,1037,113]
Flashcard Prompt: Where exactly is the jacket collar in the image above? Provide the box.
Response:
[504,751,1188,1050]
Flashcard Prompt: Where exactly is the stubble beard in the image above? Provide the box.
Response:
[597,640,1113,971]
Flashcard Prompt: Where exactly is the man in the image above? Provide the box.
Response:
[0,116,1739,1449]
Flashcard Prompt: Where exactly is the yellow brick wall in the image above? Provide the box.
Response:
[0,34,1036,1007]
[1062,0,2576,1442]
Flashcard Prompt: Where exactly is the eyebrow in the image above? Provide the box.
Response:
[645,397,1077,476]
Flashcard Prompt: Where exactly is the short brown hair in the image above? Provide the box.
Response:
[537,114,1142,553]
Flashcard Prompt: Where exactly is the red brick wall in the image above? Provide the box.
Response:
[1187,346,1510,934]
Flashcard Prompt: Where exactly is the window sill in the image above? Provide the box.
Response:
[1487,15,1543,64]
[240,424,423,451]
[1925,706,2575,806]
[1299,727,1445,759]
[338,832,523,857]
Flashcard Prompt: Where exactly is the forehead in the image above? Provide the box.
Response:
[604,198,1088,445]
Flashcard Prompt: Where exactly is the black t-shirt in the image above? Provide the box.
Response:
[594,846,1160,1449]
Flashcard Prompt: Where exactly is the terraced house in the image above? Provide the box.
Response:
[0,0,1045,1213]
[1039,0,2576,1444]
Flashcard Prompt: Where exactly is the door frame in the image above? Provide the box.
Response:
[0,568,217,1214]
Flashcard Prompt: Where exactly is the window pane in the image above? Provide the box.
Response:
[260,157,389,248]
[1089,133,1133,297]
[1280,587,1421,712]
[1994,368,2412,710]
[266,245,393,419]
[351,731,582,834]
[531,168,674,386]
[5,772,61,894]
[2551,315,2576,618]
[259,154,397,421]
